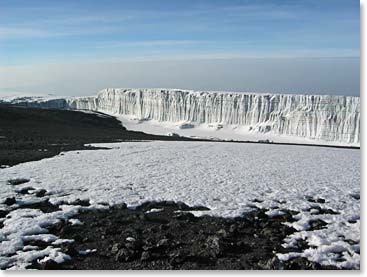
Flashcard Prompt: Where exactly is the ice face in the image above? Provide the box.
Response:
[2,88,360,145]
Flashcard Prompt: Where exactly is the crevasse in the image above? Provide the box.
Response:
[8,88,361,144]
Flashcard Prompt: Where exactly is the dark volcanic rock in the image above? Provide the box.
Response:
[0,210,9,218]
[349,193,360,200]
[115,248,136,262]
[39,259,60,270]
[0,104,201,167]
[35,189,47,198]
[113,203,127,210]
[17,187,34,195]
[308,206,339,215]
[141,251,153,262]
[307,197,326,204]
[205,235,223,258]
[4,197,16,206]
[284,257,335,270]
[62,245,79,257]
[70,199,90,207]
[18,200,60,213]
[110,243,121,255]
[7,178,30,186]
[308,219,328,230]
[25,201,338,270]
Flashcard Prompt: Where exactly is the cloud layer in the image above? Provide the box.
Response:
[0,57,359,96]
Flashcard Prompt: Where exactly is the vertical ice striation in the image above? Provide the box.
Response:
[72,88,359,144]
[3,88,360,145]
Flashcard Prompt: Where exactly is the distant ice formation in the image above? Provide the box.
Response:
[2,88,360,145]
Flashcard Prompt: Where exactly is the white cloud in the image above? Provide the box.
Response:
[0,27,54,39]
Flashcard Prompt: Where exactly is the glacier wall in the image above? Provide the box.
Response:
[4,88,360,144]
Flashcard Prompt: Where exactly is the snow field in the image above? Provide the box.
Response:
[0,141,360,269]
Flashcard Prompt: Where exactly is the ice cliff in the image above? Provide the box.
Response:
[2,88,360,145]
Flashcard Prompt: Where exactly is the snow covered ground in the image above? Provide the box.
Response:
[116,115,360,147]
[0,141,360,269]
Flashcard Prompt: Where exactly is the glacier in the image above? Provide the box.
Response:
[2,88,360,145]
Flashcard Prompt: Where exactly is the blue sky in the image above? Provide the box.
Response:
[0,0,360,96]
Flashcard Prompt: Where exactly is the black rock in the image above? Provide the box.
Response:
[308,206,338,215]
[121,228,138,237]
[257,257,283,270]
[284,257,323,270]
[7,178,30,186]
[159,224,169,231]
[205,235,222,258]
[229,224,237,234]
[39,259,60,270]
[138,213,147,221]
[307,197,326,204]
[189,205,211,211]
[176,202,190,210]
[253,198,264,203]
[256,210,269,220]
[189,249,216,265]
[62,245,78,256]
[18,200,60,213]
[35,200,338,270]
[308,219,327,230]
[4,197,16,206]
[113,203,127,210]
[111,243,121,254]
[294,239,309,250]
[35,189,47,197]
[261,228,274,237]
[174,212,196,222]
[170,249,188,265]
[17,187,32,194]
[70,199,90,206]
[235,241,252,253]
[156,238,170,248]
[216,229,228,238]
[59,225,74,236]
[0,210,9,218]
[349,193,360,200]
[115,248,135,262]
[125,239,143,250]
[140,251,152,262]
